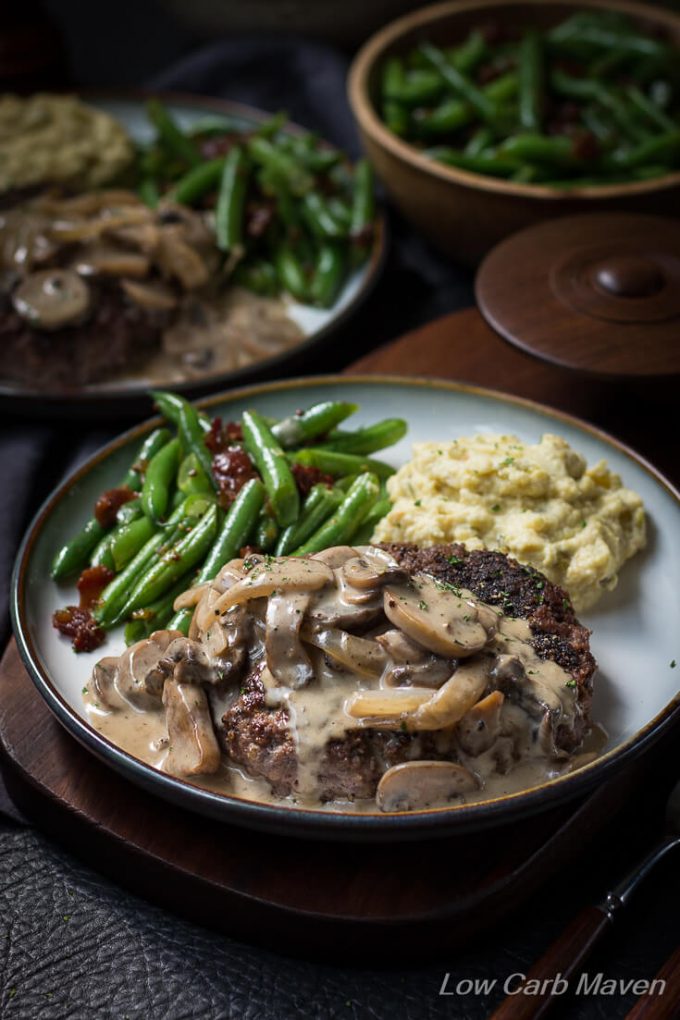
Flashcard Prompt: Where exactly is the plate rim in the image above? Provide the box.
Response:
[10,374,680,838]
[0,90,387,406]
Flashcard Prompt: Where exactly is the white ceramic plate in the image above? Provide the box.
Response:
[0,94,385,413]
[11,377,680,840]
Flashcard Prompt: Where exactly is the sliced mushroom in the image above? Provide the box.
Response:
[121,277,177,310]
[114,629,182,710]
[212,558,333,615]
[89,657,128,710]
[307,583,383,629]
[409,659,490,730]
[12,268,91,330]
[377,628,451,688]
[343,553,406,590]
[457,690,505,755]
[162,678,221,776]
[376,761,480,812]
[49,205,151,243]
[266,591,313,688]
[301,626,387,678]
[156,231,210,289]
[71,245,150,278]
[346,687,433,722]
[383,575,493,658]
[310,546,358,569]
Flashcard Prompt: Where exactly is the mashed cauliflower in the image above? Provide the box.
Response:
[374,433,646,611]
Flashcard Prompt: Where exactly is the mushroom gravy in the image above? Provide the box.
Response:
[86,546,600,813]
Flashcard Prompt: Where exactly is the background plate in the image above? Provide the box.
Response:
[11,376,680,840]
[0,93,385,415]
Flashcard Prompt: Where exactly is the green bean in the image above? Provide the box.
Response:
[255,110,288,138]
[247,136,313,196]
[115,498,143,526]
[176,400,215,488]
[271,400,358,448]
[289,447,394,481]
[384,66,443,106]
[215,146,250,253]
[626,86,676,133]
[550,71,646,143]
[124,573,195,645]
[93,502,190,625]
[549,18,669,61]
[518,31,544,132]
[309,244,345,308]
[464,127,494,157]
[274,246,310,302]
[350,159,374,242]
[146,99,201,167]
[141,438,180,523]
[301,193,347,239]
[275,484,341,556]
[424,148,520,177]
[447,30,488,75]
[109,515,157,573]
[188,116,241,137]
[242,410,300,527]
[483,72,519,105]
[168,157,225,205]
[119,505,220,619]
[382,100,409,136]
[196,478,265,583]
[413,98,472,137]
[255,508,279,552]
[350,495,392,545]
[151,390,212,434]
[232,258,279,296]
[498,133,581,168]
[319,418,407,456]
[608,129,680,169]
[178,452,212,496]
[51,428,170,581]
[419,42,500,125]
[138,179,160,208]
[181,493,217,519]
[293,473,380,555]
[89,534,116,572]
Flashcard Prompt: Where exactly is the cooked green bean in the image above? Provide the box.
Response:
[274,245,309,302]
[271,401,358,448]
[247,137,313,196]
[147,99,201,167]
[124,573,197,645]
[301,193,347,239]
[151,390,211,434]
[197,478,265,582]
[350,495,392,545]
[109,515,157,573]
[518,31,544,132]
[309,244,345,308]
[215,146,250,253]
[119,505,220,619]
[289,447,395,481]
[51,428,170,581]
[168,157,225,205]
[178,452,212,496]
[419,42,500,125]
[275,484,341,556]
[255,508,279,552]
[350,159,374,243]
[242,410,300,527]
[319,418,407,456]
[141,437,180,523]
[424,148,520,177]
[293,473,380,555]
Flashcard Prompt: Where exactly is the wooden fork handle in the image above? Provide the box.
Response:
[489,905,613,1020]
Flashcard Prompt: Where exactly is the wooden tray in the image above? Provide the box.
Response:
[1,308,676,957]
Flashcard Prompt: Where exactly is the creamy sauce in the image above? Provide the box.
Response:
[86,548,601,814]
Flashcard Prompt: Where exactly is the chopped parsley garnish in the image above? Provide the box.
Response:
[414,499,422,507]
[500,457,514,467]
[565,679,577,688]
[491,504,501,512]
[418,600,428,611]
[671,660,677,669]
[447,555,462,566]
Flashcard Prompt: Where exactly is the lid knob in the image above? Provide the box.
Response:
[593,256,664,298]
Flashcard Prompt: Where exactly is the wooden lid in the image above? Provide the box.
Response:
[475,213,680,379]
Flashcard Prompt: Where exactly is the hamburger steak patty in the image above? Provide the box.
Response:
[221,544,596,802]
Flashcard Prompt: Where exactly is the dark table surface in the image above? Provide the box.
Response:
[1,35,679,1020]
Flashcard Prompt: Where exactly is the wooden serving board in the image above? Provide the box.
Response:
[0,308,676,957]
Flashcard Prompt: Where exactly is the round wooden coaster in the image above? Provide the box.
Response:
[475,213,680,380]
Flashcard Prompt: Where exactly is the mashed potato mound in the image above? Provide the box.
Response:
[374,433,646,611]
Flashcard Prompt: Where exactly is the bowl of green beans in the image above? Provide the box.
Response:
[349,0,680,263]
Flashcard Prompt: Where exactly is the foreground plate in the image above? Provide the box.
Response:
[0,93,385,416]
[11,377,680,840]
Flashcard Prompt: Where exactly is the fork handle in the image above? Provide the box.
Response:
[489,905,613,1020]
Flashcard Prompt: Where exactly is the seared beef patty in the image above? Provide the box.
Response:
[221,544,596,801]
[0,283,168,388]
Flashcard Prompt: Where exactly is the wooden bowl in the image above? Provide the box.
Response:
[348,0,680,265]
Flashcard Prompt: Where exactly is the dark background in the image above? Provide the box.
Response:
[1,4,679,1018]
